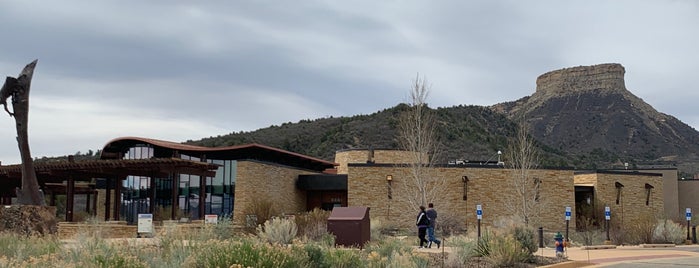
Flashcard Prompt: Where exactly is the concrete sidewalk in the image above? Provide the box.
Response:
[537,244,699,267]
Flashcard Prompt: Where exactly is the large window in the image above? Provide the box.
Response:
[118,146,236,223]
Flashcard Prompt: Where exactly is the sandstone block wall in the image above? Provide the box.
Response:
[233,160,313,225]
[678,179,699,221]
[57,220,223,239]
[335,149,427,174]
[638,169,678,220]
[95,189,117,221]
[347,164,575,231]
[575,172,664,227]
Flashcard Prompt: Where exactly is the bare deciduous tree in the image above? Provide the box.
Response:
[394,74,445,212]
[504,118,543,226]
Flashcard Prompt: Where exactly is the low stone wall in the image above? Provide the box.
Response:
[57,220,244,239]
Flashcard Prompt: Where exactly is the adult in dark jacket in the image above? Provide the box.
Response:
[416,205,430,248]
[425,203,442,248]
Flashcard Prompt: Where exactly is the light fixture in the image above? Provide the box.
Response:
[387,175,393,199]
[645,183,654,206]
[615,181,624,205]
[462,176,469,200]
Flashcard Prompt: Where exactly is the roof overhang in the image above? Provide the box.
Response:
[101,137,337,172]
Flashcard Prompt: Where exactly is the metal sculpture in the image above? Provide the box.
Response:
[1,60,45,205]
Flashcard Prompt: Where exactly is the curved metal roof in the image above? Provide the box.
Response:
[101,136,337,172]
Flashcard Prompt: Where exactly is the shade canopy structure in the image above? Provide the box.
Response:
[0,158,218,189]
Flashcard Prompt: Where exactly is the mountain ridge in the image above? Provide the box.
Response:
[186,63,699,176]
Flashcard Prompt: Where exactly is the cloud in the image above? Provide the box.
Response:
[1,0,698,164]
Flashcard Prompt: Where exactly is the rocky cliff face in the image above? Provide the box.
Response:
[492,63,699,164]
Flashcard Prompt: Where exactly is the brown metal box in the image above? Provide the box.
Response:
[327,206,370,248]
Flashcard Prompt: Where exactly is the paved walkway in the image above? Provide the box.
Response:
[537,244,699,267]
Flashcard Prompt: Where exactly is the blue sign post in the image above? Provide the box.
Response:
[565,206,571,243]
[687,208,692,242]
[476,204,483,239]
[604,206,611,243]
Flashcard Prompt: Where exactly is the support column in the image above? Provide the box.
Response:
[66,178,75,222]
[199,176,206,219]
[105,178,111,221]
[149,176,156,214]
[85,192,91,213]
[171,175,178,220]
[92,190,98,216]
[113,178,121,221]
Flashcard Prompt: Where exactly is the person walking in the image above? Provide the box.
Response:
[416,205,430,248]
[425,203,442,248]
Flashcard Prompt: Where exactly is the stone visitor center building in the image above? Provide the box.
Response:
[1,136,696,233]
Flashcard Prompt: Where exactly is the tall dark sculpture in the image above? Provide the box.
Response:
[0,60,45,205]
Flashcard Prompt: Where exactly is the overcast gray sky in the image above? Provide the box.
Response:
[1,1,698,164]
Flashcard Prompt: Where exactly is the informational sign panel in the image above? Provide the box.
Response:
[687,208,692,221]
[476,204,483,220]
[205,214,218,224]
[604,206,611,220]
[137,214,153,234]
[565,206,571,221]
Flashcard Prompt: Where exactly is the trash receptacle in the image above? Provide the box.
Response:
[327,206,370,248]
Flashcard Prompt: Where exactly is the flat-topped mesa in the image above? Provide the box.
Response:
[535,63,626,96]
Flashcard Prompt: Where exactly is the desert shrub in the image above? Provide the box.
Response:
[364,237,412,260]
[511,226,537,256]
[373,218,409,238]
[295,208,330,241]
[313,232,336,248]
[624,213,656,245]
[653,219,686,244]
[322,249,363,268]
[474,229,492,257]
[64,233,147,268]
[572,215,604,246]
[212,214,234,240]
[257,217,298,245]
[609,224,626,245]
[387,251,430,268]
[73,211,92,222]
[150,226,194,268]
[485,234,530,267]
[183,239,306,268]
[437,212,465,236]
[242,199,277,233]
[0,233,61,263]
[299,243,329,268]
[444,235,477,268]
[370,218,385,241]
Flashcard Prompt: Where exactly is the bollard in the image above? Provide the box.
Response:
[538,227,544,248]
[693,225,697,244]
